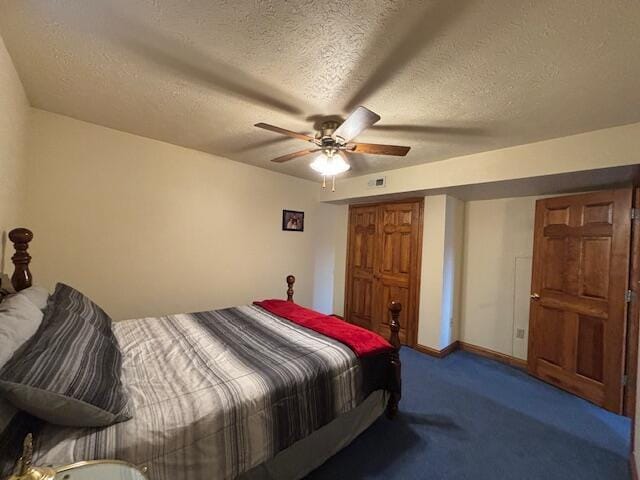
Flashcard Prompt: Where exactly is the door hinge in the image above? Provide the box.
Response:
[626,290,634,302]
[632,208,640,220]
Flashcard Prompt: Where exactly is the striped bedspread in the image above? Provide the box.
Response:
[22,304,371,479]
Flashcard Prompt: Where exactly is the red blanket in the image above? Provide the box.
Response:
[254,299,393,357]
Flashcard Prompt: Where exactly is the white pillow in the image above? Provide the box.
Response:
[18,286,50,311]
[0,294,44,369]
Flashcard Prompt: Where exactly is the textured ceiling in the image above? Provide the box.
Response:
[1,0,640,180]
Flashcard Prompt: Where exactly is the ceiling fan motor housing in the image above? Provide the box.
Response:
[318,120,340,143]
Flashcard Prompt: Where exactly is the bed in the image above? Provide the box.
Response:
[0,228,402,480]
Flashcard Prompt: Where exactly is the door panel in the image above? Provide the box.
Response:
[576,315,604,382]
[534,306,569,367]
[542,237,567,292]
[345,199,423,346]
[581,238,610,299]
[345,207,377,330]
[528,189,631,413]
[545,205,570,225]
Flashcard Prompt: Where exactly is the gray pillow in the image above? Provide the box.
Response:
[18,286,49,311]
[0,398,17,434]
[0,294,44,369]
[0,284,131,427]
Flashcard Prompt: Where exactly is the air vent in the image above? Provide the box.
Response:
[367,176,386,189]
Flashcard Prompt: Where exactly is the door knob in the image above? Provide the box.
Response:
[530,293,540,300]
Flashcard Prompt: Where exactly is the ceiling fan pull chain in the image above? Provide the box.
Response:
[322,175,326,189]
[332,175,336,192]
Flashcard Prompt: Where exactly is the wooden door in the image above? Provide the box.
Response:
[528,189,632,413]
[345,199,423,346]
[624,187,640,417]
[373,201,422,345]
[345,206,377,330]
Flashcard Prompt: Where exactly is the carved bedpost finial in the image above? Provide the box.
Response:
[9,433,56,480]
[388,301,402,350]
[387,301,402,419]
[286,275,295,302]
[20,433,33,474]
[9,228,33,292]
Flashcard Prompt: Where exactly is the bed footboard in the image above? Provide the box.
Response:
[283,275,402,419]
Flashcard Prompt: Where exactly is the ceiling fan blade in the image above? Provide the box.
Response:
[347,143,411,156]
[255,123,315,142]
[270,148,320,163]
[333,106,381,143]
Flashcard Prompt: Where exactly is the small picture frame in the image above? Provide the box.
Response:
[282,210,304,232]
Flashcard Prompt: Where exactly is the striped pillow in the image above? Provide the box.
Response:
[0,284,131,427]
[50,283,113,336]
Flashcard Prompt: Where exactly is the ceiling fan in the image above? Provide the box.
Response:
[255,106,411,191]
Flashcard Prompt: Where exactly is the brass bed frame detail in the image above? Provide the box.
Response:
[6,227,402,417]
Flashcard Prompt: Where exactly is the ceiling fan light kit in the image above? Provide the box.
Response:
[254,106,411,191]
[310,150,350,192]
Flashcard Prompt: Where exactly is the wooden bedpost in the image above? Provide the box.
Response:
[9,228,33,292]
[286,275,295,302]
[387,301,402,418]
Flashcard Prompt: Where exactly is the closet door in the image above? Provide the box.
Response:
[345,199,423,346]
[345,206,378,330]
[373,201,422,345]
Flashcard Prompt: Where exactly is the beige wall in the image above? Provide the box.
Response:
[330,205,349,316]
[418,196,446,348]
[460,196,540,358]
[23,109,342,320]
[444,195,465,347]
[0,32,29,274]
[417,195,464,350]
[311,203,348,315]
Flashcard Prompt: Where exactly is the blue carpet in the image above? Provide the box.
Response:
[307,348,631,480]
